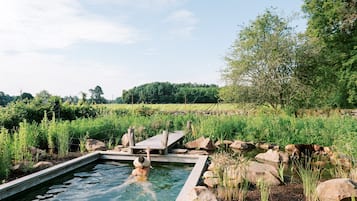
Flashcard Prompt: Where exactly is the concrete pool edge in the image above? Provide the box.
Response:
[0,152,100,200]
[176,154,208,201]
[0,151,208,201]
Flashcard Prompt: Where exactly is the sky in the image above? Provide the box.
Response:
[0,0,306,99]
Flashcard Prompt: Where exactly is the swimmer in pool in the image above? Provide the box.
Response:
[103,147,156,200]
[131,147,151,180]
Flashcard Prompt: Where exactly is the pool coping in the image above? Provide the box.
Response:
[0,151,208,201]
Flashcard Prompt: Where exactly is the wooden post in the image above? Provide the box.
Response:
[186,121,192,132]
[166,120,173,132]
[128,127,135,154]
[161,130,169,155]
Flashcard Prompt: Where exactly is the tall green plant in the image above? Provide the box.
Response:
[0,127,12,181]
[257,178,271,201]
[57,121,70,158]
[12,120,33,163]
[295,158,320,201]
[47,114,56,154]
[212,153,249,201]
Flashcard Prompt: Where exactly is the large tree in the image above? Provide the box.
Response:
[89,85,106,104]
[302,0,357,107]
[0,92,14,106]
[222,10,307,108]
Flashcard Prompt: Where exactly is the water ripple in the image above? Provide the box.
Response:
[14,162,192,201]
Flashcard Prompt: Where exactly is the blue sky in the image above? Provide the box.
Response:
[0,0,306,99]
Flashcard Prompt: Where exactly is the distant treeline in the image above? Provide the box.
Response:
[121,82,219,104]
[0,82,218,107]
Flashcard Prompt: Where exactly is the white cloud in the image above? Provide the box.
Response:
[0,0,141,53]
[164,9,198,38]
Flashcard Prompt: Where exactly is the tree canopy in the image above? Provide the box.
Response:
[89,85,106,104]
[302,0,357,107]
[221,4,357,109]
[222,10,307,108]
[122,82,218,104]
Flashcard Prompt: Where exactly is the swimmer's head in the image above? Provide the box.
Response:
[138,156,145,163]
[133,156,150,168]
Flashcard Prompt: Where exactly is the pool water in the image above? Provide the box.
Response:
[8,161,193,201]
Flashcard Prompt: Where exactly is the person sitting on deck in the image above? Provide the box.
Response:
[132,147,151,180]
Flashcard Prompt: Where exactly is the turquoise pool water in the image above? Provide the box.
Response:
[8,161,193,201]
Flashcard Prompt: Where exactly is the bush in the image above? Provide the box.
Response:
[0,100,98,130]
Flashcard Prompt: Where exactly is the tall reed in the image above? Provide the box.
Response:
[278,162,285,184]
[212,153,249,201]
[47,114,56,154]
[56,121,70,158]
[79,132,89,153]
[294,158,320,201]
[0,127,12,181]
[257,178,270,201]
[12,120,33,163]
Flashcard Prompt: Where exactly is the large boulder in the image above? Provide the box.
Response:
[112,145,123,152]
[329,152,353,169]
[33,161,54,171]
[28,146,47,160]
[255,149,289,163]
[246,161,281,186]
[11,161,32,174]
[215,140,233,148]
[185,137,215,151]
[203,177,220,188]
[351,168,357,181]
[204,164,246,188]
[230,140,255,151]
[207,162,216,171]
[171,148,188,154]
[186,186,217,201]
[255,142,279,150]
[316,178,357,201]
[187,150,209,155]
[121,133,130,147]
[285,143,325,159]
[85,139,107,152]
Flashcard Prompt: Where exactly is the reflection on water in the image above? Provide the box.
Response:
[9,161,192,201]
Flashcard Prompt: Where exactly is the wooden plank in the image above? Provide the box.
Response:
[131,131,185,152]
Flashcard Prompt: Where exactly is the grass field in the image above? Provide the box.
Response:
[96,103,250,112]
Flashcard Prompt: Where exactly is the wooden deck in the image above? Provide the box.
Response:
[130,130,185,154]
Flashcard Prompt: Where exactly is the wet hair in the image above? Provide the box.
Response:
[138,156,145,163]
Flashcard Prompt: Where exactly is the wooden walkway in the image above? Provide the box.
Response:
[130,130,185,154]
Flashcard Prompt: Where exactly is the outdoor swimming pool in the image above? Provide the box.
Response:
[6,161,193,201]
